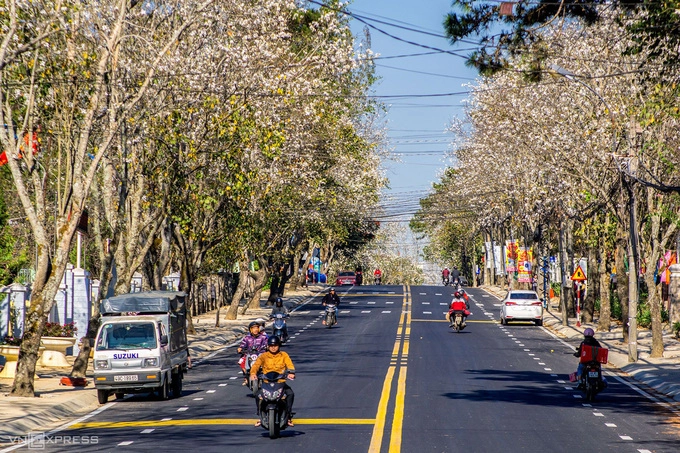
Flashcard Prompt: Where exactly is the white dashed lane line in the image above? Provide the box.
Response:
[141,429,155,434]
[177,407,189,412]
[118,441,134,446]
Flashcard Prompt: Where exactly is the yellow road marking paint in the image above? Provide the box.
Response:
[368,366,396,453]
[389,367,408,453]
[71,418,376,429]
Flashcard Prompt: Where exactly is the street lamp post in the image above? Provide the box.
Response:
[549,64,639,362]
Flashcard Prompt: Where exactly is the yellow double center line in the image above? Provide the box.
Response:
[369,285,410,453]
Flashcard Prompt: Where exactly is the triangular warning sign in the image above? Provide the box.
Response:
[571,265,587,281]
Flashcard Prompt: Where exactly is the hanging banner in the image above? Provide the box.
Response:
[517,247,534,283]
[505,240,519,273]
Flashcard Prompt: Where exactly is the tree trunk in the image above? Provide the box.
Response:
[241,259,268,315]
[597,240,611,332]
[558,219,569,325]
[226,262,249,320]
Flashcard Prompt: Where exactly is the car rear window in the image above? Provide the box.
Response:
[510,292,539,300]
[339,272,355,277]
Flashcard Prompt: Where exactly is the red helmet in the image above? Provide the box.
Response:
[454,291,461,298]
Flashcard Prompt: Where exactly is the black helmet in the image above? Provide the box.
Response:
[329,287,335,292]
[268,336,281,347]
[276,297,283,306]
[248,321,259,329]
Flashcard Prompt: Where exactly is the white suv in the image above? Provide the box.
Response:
[500,290,543,326]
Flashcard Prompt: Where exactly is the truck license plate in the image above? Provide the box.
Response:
[114,375,139,382]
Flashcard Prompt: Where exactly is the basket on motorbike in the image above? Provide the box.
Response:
[579,345,608,364]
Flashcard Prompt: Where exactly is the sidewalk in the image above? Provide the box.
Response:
[0,285,323,444]
[481,285,680,403]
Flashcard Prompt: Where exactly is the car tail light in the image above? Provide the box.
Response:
[531,301,543,306]
[504,301,517,306]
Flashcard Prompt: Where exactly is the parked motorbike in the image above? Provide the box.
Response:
[256,371,293,439]
[271,313,289,343]
[239,348,262,397]
[324,304,337,328]
[580,361,606,402]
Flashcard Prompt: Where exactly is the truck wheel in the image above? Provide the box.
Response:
[171,370,183,398]
[158,377,169,400]
[97,389,109,404]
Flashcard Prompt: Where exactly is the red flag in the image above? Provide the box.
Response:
[500,2,514,16]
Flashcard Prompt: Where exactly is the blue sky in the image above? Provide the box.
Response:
[348,0,479,218]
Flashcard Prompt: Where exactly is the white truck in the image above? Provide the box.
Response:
[93,291,189,404]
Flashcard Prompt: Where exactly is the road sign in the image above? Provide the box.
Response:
[571,265,587,281]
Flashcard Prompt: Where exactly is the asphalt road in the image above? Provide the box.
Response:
[22,286,680,452]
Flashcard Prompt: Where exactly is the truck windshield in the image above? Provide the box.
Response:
[97,322,157,350]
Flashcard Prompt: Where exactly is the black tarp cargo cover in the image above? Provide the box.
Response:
[101,291,186,316]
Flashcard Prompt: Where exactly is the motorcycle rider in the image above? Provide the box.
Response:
[373,268,382,284]
[573,328,607,387]
[322,287,341,325]
[450,267,461,286]
[442,267,450,285]
[448,290,470,327]
[251,336,296,427]
[237,321,269,385]
[270,297,290,341]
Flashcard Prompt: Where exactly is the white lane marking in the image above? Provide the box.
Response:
[386,302,394,304]
[594,412,604,417]
[422,302,430,305]
[423,311,432,314]
[515,341,522,344]
[350,301,358,305]
[340,310,350,314]
[229,376,238,380]
[161,418,172,421]
[538,362,545,365]
[368,302,376,305]
[529,353,535,356]
[141,429,155,434]
[382,311,392,313]
[519,344,525,346]
[557,380,566,384]
[544,368,552,371]
[493,303,501,307]
[533,358,541,360]
[435,293,442,296]
[440,303,448,306]
[620,436,633,440]
[206,390,216,394]
[298,311,310,314]
[524,349,531,351]
[582,404,592,407]
[564,387,573,390]
[420,293,427,295]
[573,395,583,398]
[193,398,204,401]
[482,295,490,297]
[219,384,227,387]
[605,423,617,428]
[118,441,134,446]
[177,407,189,412]
[361,310,371,313]
[638,450,652,453]
[388,291,395,294]
[484,312,494,316]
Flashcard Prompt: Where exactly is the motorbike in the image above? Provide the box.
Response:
[271,313,289,343]
[324,304,337,328]
[442,275,450,286]
[374,275,381,285]
[580,361,606,402]
[256,371,293,439]
[449,310,466,332]
[239,347,263,397]
[355,272,363,286]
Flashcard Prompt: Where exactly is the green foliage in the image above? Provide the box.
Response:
[550,282,561,296]
[610,293,623,321]
[0,188,30,286]
[673,322,680,339]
